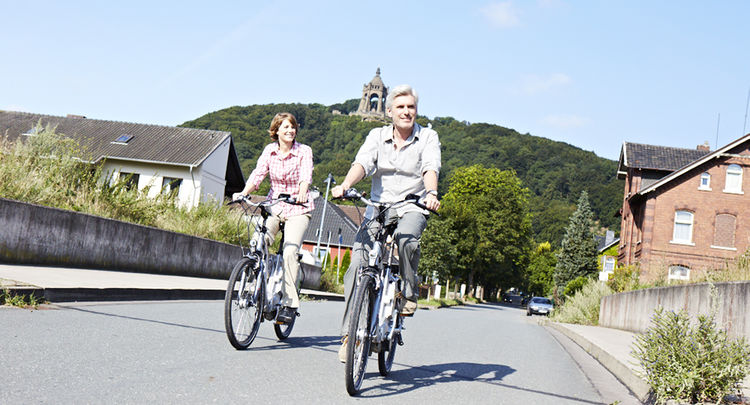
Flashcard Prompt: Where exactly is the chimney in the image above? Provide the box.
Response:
[66,114,86,119]
[697,141,710,152]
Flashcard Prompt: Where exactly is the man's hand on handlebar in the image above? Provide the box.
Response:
[423,193,440,212]
[331,185,345,199]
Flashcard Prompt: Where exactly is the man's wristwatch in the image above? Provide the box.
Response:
[426,189,438,197]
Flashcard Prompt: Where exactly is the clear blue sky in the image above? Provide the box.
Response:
[3,1,749,161]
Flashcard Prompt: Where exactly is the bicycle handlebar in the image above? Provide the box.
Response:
[333,188,439,216]
[228,193,307,207]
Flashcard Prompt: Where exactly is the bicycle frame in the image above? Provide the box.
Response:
[359,232,402,350]
[233,196,294,319]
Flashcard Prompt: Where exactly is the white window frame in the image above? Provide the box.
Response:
[670,210,695,245]
[668,265,690,281]
[724,164,744,194]
[602,256,616,271]
[161,176,183,195]
[698,172,711,190]
[119,172,140,191]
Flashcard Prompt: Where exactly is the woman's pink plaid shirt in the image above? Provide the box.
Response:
[246,141,315,218]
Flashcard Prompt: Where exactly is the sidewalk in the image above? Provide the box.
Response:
[0,264,344,303]
[547,321,651,402]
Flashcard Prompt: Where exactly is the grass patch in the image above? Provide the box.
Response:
[418,297,463,308]
[1,288,43,308]
[0,125,242,244]
[550,278,612,325]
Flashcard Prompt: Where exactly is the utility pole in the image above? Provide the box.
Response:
[314,173,335,264]
[337,228,342,283]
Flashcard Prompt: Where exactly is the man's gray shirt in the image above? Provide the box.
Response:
[353,123,441,217]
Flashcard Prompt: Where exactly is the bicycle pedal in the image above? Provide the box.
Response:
[397,335,404,346]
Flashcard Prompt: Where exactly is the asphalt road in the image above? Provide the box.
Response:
[1,300,640,404]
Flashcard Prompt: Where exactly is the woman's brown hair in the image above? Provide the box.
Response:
[268,112,299,142]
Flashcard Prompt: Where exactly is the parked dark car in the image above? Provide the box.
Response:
[526,297,554,316]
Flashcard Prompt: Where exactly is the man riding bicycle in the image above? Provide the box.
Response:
[331,84,441,361]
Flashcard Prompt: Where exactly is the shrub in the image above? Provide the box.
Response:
[633,307,750,404]
[563,275,589,297]
[319,266,344,295]
[550,278,612,325]
[606,265,641,293]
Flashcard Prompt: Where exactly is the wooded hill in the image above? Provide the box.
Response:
[182,101,623,247]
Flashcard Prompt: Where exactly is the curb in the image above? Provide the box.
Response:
[548,322,652,403]
[3,286,345,303]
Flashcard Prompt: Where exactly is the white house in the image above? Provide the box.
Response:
[0,110,245,207]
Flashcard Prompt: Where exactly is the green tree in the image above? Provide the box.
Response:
[526,242,556,297]
[418,217,458,285]
[438,165,533,296]
[554,191,599,290]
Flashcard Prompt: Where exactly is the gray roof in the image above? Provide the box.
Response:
[303,196,360,248]
[0,110,246,195]
[636,133,750,197]
[619,142,709,174]
[1,110,231,167]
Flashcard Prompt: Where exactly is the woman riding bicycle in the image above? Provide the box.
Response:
[233,112,314,324]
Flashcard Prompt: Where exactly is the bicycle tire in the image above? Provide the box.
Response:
[273,311,296,340]
[224,257,264,350]
[345,275,375,396]
[378,315,400,376]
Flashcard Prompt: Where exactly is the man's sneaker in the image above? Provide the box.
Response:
[338,336,348,363]
[277,306,296,323]
[400,300,417,316]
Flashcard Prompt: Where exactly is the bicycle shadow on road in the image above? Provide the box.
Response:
[357,361,514,398]
[358,361,604,404]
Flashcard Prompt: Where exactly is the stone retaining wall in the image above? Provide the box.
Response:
[599,281,750,340]
[0,197,241,279]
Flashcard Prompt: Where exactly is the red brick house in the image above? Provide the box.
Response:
[617,134,750,281]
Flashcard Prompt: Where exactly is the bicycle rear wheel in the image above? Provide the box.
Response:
[378,315,400,376]
[345,275,375,396]
[224,258,265,350]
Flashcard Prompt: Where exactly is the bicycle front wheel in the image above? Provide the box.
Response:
[273,311,296,340]
[378,315,400,376]
[224,258,265,350]
[345,275,375,396]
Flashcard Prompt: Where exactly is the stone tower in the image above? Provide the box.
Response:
[354,68,388,120]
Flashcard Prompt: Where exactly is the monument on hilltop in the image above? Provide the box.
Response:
[353,68,388,121]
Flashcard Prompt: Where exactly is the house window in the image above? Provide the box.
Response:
[699,172,711,190]
[712,213,736,249]
[602,256,616,272]
[111,134,134,144]
[668,265,690,281]
[724,164,743,193]
[671,210,694,245]
[120,172,140,191]
[162,177,182,195]
[22,126,42,136]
